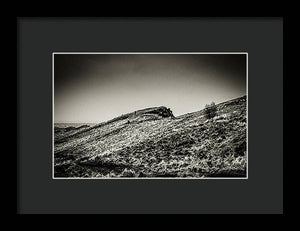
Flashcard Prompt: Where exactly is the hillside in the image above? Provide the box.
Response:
[54,96,247,178]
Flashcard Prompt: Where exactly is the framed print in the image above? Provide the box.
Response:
[53,52,248,179]
[18,17,283,214]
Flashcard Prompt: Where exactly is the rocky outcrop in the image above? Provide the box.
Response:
[104,106,175,125]
[143,106,175,118]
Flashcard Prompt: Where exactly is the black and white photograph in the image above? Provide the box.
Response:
[53,52,247,179]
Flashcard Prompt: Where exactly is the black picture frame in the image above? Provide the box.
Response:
[17,17,284,214]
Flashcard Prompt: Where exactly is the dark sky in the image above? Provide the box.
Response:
[54,53,246,123]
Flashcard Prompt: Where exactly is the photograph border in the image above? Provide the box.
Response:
[52,52,249,180]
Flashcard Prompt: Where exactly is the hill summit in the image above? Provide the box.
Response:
[106,106,175,125]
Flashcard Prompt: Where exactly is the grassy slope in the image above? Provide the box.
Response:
[54,96,247,178]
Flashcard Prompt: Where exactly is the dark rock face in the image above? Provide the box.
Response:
[143,106,174,118]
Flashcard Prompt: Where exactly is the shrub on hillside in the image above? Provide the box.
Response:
[204,102,217,120]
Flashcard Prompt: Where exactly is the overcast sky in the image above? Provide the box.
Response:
[54,53,246,123]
